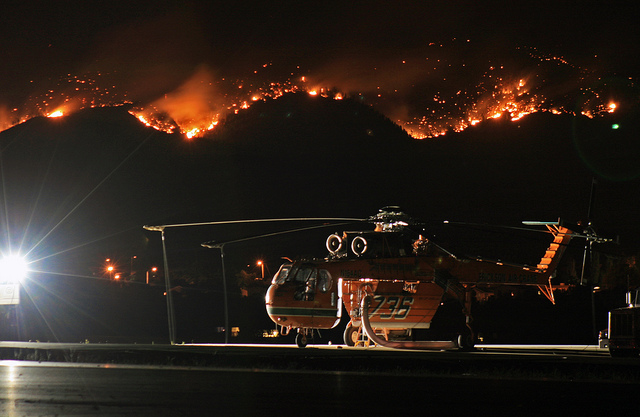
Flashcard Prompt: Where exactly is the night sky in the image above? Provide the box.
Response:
[3,2,638,79]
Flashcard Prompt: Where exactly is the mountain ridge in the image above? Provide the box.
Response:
[0,96,637,273]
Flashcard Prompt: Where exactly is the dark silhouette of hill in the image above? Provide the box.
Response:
[212,95,637,236]
[0,95,638,343]
[2,96,639,271]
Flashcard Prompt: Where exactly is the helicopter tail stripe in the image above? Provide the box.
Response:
[266,306,339,317]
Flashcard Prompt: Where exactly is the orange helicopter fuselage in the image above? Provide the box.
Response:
[265,253,551,332]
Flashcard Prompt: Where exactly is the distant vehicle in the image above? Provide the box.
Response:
[598,329,608,349]
[608,288,640,357]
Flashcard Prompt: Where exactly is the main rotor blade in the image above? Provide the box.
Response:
[144,217,364,231]
[444,220,556,235]
[445,220,612,243]
[201,222,356,248]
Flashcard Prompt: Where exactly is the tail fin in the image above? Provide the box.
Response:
[524,220,575,275]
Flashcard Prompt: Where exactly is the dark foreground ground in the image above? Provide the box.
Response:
[1,342,639,416]
[2,359,638,416]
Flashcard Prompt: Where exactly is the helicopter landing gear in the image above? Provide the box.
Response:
[343,324,361,346]
[296,332,309,348]
[457,325,476,351]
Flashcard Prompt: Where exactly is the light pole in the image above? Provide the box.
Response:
[146,267,157,285]
[201,242,230,344]
[130,255,137,281]
[142,225,177,345]
[257,260,264,279]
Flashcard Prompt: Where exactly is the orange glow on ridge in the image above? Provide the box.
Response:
[0,46,630,140]
[47,110,64,118]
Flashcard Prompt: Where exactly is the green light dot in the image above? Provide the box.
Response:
[611,124,620,130]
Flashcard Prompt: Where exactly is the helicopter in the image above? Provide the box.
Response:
[264,206,577,349]
[145,206,595,349]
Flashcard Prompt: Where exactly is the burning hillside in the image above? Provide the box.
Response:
[0,39,635,140]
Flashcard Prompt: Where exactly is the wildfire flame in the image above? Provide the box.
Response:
[0,43,630,141]
[47,110,64,118]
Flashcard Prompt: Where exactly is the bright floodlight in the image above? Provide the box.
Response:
[0,254,28,283]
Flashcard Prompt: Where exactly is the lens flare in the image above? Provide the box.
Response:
[0,254,28,283]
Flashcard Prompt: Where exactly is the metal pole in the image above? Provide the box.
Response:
[161,229,177,344]
[580,240,589,286]
[580,178,597,286]
[219,244,229,344]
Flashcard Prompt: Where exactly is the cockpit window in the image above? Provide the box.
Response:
[318,270,332,292]
[274,264,321,287]
[273,264,292,285]
[294,267,316,283]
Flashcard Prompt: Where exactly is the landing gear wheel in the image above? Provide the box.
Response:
[343,325,360,347]
[457,329,476,351]
[296,333,308,348]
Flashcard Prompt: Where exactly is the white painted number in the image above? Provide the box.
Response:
[370,295,413,320]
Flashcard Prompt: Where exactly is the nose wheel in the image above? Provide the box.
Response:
[343,324,361,347]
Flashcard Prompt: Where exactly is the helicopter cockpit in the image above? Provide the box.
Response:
[272,263,333,301]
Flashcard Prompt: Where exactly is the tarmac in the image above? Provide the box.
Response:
[1,341,635,382]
